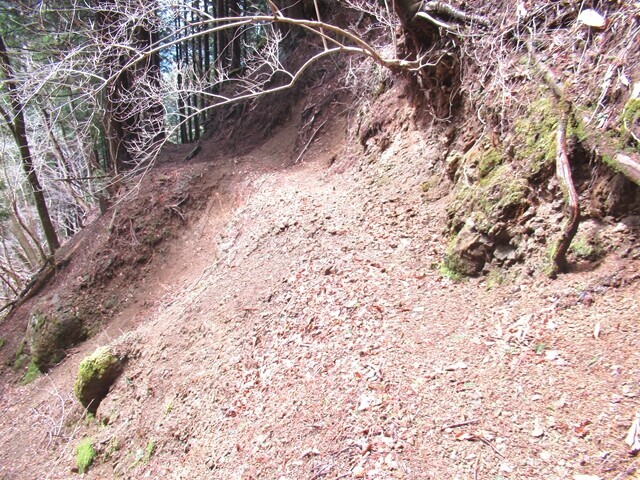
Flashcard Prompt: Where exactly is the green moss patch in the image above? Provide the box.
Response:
[477,147,503,180]
[569,230,605,261]
[76,438,96,474]
[514,97,588,180]
[21,361,41,385]
[622,98,640,130]
[447,164,528,235]
[514,98,558,179]
[74,346,124,414]
[144,439,155,462]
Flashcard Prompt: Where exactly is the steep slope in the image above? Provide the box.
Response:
[1,82,639,480]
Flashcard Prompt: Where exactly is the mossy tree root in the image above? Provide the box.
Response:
[550,103,580,278]
[611,153,640,186]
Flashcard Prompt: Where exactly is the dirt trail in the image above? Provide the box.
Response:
[1,110,640,480]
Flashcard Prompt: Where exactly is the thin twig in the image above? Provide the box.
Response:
[294,119,327,164]
[441,419,479,430]
[474,449,481,480]
[478,436,505,459]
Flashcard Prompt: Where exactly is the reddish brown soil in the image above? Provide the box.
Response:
[1,90,639,480]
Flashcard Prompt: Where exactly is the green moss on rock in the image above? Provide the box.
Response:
[74,346,124,414]
[447,164,528,234]
[477,147,503,179]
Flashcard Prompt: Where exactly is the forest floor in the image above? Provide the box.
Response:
[1,87,640,480]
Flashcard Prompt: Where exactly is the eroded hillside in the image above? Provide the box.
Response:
[0,80,639,479]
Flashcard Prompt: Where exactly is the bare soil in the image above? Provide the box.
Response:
[1,86,639,480]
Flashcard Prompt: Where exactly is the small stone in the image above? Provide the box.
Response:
[494,244,517,262]
[500,462,513,473]
[531,420,545,438]
[545,350,560,361]
[534,227,546,238]
[353,465,366,478]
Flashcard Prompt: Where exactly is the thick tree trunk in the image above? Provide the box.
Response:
[0,35,60,255]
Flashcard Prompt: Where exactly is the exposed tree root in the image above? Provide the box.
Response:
[393,0,490,31]
[420,1,492,28]
[550,103,580,278]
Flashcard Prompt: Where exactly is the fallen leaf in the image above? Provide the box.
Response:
[544,350,560,361]
[384,452,398,469]
[500,462,513,473]
[625,412,640,453]
[593,322,601,339]
[574,419,591,438]
[357,393,382,411]
[300,447,320,458]
[445,361,468,371]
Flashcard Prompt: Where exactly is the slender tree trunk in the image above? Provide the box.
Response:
[191,4,201,140]
[216,0,228,69]
[40,107,91,212]
[0,34,60,254]
[203,0,212,121]
[8,212,41,268]
[230,0,243,73]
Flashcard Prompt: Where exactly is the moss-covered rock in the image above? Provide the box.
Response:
[27,310,86,371]
[514,97,558,180]
[21,361,41,385]
[622,98,640,128]
[443,221,493,277]
[74,346,124,414]
[447,163,529,235]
